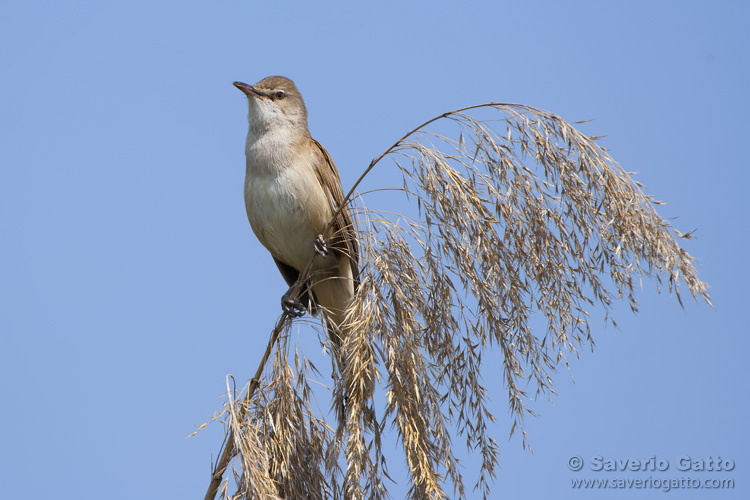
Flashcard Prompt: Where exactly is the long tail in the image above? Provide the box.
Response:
[311,258,354,374]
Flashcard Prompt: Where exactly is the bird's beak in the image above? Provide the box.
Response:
[233,81,266,98]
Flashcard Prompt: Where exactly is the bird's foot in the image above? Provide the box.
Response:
[281,289,306,318]
[314,234,329,258]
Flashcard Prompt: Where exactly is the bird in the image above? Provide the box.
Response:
[233,76,359,377]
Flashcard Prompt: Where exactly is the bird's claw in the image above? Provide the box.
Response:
[314,234,329,258]
[281,289,306,318]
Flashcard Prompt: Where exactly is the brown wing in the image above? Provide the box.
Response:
[311,138,360,288]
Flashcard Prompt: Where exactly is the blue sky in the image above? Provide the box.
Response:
[1,1,747,498]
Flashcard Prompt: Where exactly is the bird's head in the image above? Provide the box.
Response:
[233,76,309,135]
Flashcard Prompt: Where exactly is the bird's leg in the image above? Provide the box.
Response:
[314,234,329,258]
[281,287,306,318]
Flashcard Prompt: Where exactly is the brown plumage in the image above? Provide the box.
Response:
[234,76,359,373]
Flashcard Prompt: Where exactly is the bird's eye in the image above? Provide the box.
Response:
[274,90,286,99]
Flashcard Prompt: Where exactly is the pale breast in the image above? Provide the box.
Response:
[244,159,332,271]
